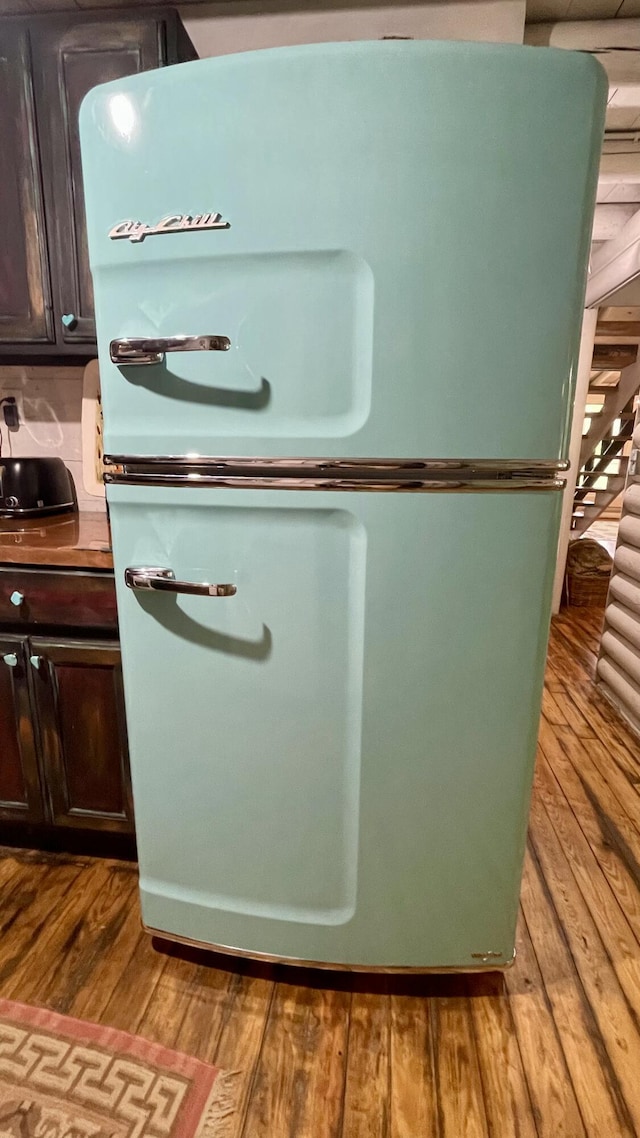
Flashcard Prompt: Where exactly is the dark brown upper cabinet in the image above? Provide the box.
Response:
[0,11,196,358]
[0,28,53,348]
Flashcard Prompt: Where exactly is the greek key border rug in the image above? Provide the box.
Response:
[0,998,237,1138]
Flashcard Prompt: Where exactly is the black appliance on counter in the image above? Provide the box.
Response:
[0,458,77,517]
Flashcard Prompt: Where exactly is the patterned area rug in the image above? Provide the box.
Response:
[0,999,237,1138]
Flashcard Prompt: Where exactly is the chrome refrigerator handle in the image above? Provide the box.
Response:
[125,567,237,597]
[110,335,231,366]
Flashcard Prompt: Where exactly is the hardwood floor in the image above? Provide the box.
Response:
[1,607,639,1136]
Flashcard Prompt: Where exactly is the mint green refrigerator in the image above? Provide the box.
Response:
[80,41,606,970]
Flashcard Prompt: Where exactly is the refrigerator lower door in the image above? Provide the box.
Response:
[109,484,560,970]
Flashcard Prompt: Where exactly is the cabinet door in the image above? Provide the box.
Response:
[31,638,134,832]
[0,29,53,346]
[0,635,44,822]
[30,18,164,344]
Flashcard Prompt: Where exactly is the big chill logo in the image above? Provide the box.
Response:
[108,212,230,243]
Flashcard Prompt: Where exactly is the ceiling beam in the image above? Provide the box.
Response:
[525,20,640,49]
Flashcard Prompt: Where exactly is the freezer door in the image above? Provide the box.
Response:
[109,484,560,968]
[80,42,605,462]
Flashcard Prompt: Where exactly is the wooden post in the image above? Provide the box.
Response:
[552,309,599,613]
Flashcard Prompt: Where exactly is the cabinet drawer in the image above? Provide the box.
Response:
[0,568,117,630]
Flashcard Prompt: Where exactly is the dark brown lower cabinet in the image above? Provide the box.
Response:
[30,639,134,833]
[0,635,134,838]
[0,635,44,822]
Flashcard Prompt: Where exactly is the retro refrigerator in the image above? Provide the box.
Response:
[79,40,606,970]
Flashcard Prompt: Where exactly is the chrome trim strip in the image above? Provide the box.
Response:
[144,923,515,973]
[106,472,565,491]
[106,454,569,474]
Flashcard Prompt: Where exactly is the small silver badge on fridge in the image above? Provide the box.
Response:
[108,213,230,243]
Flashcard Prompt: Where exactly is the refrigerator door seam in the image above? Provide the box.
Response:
[105,455,569,473]
[104,456,568,490]
[104,472,566,491]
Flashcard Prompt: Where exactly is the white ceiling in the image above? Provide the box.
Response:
[1,0,640,19]
[607,82,640,129]
[0,0,634,25]
[527,0,640,18]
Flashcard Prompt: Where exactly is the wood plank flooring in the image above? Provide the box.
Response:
[1,607,640,1136]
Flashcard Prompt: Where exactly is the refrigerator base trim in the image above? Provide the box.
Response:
[143,924,517,974]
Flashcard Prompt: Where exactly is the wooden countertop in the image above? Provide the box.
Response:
[0,511,113,571]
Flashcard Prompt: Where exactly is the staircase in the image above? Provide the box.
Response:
[572,358,639,535]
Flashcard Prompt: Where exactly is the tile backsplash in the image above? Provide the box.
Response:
[0,364,106,514]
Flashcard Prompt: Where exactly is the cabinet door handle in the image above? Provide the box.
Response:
[3,653,17,667]
[125,567,236,597]
[110,335,231,366]
[29,655,42,670]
